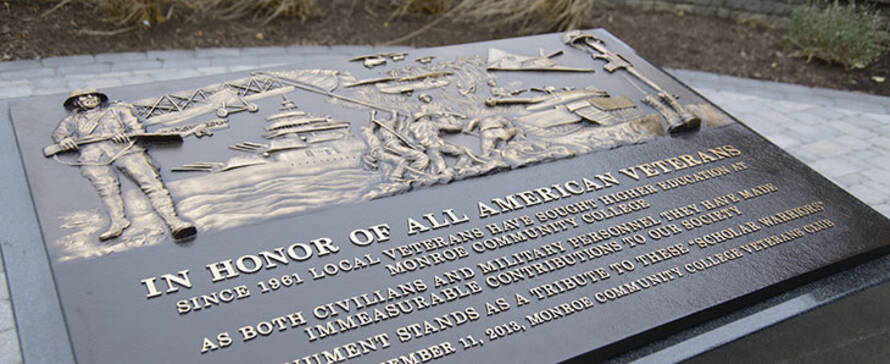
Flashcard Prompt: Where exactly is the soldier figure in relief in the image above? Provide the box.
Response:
[409,107,474,175]
[464,115,520,158]
[52,89,197,241]
[366,110,430,176]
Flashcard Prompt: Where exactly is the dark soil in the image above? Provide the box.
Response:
[2,1,888,96]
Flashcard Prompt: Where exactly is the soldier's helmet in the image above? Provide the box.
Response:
[63,88,109,111]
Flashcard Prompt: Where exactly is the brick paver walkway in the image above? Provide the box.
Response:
[1,47,888,364]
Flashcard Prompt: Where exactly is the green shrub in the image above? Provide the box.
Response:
[786,1,886,70]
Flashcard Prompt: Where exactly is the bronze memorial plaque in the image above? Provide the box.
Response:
[5,30,890,363]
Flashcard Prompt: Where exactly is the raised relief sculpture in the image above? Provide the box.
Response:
[563,30,701,133]
[49,89,197,241]
[47,32,733,260]
[487,48,595,72]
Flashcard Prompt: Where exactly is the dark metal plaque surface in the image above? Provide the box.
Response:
[6,30,890,364]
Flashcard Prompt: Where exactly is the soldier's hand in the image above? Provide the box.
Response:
[60,137,78,151]
[112,133,130,144]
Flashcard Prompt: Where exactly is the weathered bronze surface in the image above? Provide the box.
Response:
[6,30,890,364]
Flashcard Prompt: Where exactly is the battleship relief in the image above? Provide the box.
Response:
[45,31,733,261]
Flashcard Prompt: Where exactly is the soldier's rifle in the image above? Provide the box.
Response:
[43,132,183,158]
[369,112,422,151]
[563,31,700,132]
[562,31,667,94]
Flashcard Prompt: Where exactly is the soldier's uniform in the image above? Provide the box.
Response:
[373,112,429,172]
[409,111,471,175]
[468,115,519,157]
[53,89,196,241]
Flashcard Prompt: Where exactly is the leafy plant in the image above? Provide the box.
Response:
[786,1,886,70]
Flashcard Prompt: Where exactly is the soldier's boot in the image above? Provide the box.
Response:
[98,195,130,241]
[659,92,701,132]
[643,94,684,134]
[148,193,197,240]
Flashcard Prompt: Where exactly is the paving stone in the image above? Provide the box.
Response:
[698,92,733,106]
[67,77,123,90]
[869,155,890,169]
[0,272,7,301]
[833,135,870,151]
[670,69,722,83]
[0,80,30,88]
[719,101,762,117]
[864,112,890,124]
[240,46,288,56]
[0,85,33,99]
[41,54,95,67]
[831,172,868,188]
[0,301,13,332]
[768,99,818,112]
[720,91,761,103]
[286,44,335,55]
[147,49,196,61]
[32,87,70,96]
[255,55,303,68]
[227,65,262,72]
[809,106,849,120]
[827,120,873,139]
[0,328,22,364]
[210,56,259,67]
[788,149,821,163]
[745,88,790,102]
[685,79,737,93]
[104,70,157,79]
[847,149,882,161]
[832,95,889,114]
[808,157,867,178]
[195,48,241,58]
[845,184,887,205]
[792,109,832,125]
[162,58,212,69]
[111,60,162,72]
[782,125,829,144]
[57,62,111,76]
[755,109,799,125]
[875,203,890,219]
[872,124,890,137]
[861,182,890,203]
[763,134,802,149]
[31,77,67,90]
[754,80,815,97]
[861,169,890,183]
[0,67,55,81]
[152,69,201,82]
[0,59,42,72]
[195,66,229,76]
[790,93,839,107]
[95,52,147,62]
[121,75,156,87]
[840,114,885,131]
[867,137,890,153]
